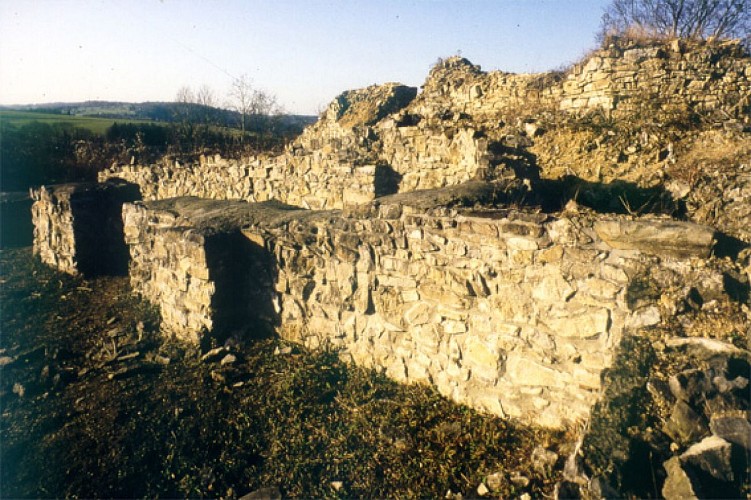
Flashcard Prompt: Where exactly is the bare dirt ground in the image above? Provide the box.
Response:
[0,247,567,499]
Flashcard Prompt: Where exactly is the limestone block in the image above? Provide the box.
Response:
[492,285,535,323]
[573,366,602,390]
[404,302,433,326]
[505,354,571,387]
[531,269,576,303]
[626,306,661,329]
[662,456,700,500]
[441,319,468,335]
[387,357,408,382]
[419,285,468,308]
[580,277,621,300]
[594,219,715,258]
[342,187,373,206]
[545,307,610,338]
[475,395,506,416]
[411,325,441,352]
[463,336,504,381]
[598,264,630,284]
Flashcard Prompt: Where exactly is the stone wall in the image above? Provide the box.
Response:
[105,153,380,210]
[560,38,751,117]
[388,38,750,128]
[259,209,632,427]
[122,198,299,342]
[99,77,501,208]
[101,83,418,210]
[410,57,562,125]
[101,39,749,214]
[31,181,140,275]
[120,190,715,428]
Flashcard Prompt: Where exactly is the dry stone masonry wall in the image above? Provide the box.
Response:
[31,181,140,275]
[121,198,300,343]
[101,84,417,210]
[561,38,751,117]
[120,191,716,428]
[101,39,750,214]
[27,38,751,496]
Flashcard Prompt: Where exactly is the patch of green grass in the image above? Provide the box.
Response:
[0,110,157,135]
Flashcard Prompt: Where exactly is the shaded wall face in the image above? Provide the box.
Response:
[205,232,277,341]
[31,183,141,276]
[73,188,139,276]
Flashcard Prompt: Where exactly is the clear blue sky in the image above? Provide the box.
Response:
[0,0,611,115]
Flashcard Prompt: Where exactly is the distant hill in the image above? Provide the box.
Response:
[0,101,316,132]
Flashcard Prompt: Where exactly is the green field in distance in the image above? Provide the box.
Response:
[0,110,158,135]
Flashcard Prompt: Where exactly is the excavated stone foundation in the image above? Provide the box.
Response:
[117,185,715,428]
[28,37,750,432]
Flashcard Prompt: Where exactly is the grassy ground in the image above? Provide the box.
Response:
[0,110,156,135]
[0,247,567,498]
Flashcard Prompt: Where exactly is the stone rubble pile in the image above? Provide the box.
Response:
[658,339,750,499]
[564,333,751,499]
[685,163,751,244]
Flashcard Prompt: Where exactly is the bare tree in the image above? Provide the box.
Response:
[196,84,216,108]
[195,84,217,125]
[228,75,254,136]
[228,75,281,140]
[600,0,750,41]
[174,85,196,126]
[175,85,195,104]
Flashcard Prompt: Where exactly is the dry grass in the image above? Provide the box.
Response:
[667,129,751,187]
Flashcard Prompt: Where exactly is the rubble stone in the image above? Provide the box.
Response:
[680,435,734,482]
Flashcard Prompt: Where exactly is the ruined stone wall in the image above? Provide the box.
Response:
[377,123,490,191]
[121,198,298,342]
[401,40,750,125]
[410,57,561,126]
[100,86,416,209]
[560,39,751,117]
[253,206,646,427]
[120,191,714,427]
[31,181,140,275]
[102,40,749,214]
[102,152,379,211]
[122,202,215,342]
